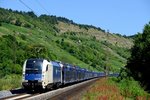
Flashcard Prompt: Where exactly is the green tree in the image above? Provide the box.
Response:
[15,19,22,26]
[126,22,150,90]
[27,11,37,18]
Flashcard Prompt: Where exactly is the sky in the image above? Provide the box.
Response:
[0,0,150,36]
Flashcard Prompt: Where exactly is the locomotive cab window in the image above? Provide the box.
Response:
[25,59,43,74]
[46,65,48,71]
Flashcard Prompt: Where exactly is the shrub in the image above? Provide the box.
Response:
[20,34,27,40]
[114,69,148,98]
[118,77,147,98]
[0,74,21,90]
[15,19,22,26]
[24,23,31,28]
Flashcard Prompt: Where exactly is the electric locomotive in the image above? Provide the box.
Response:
[22,58,62,90]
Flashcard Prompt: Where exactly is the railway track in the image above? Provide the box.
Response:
[50,78,98,100]
[1,92,41,100]
[26,78,99,100]
[3,93,31,100]
[1,78,100,100]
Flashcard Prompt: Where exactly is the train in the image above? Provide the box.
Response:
[22,58,105,90]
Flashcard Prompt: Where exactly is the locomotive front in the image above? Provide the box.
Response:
[22,58,48,90]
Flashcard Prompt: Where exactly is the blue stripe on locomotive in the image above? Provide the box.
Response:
[52,61,61,83]
[25,74,42,80]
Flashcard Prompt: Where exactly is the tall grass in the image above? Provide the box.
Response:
[82,77,149,99]
[0,74,21,90]
[82,78,124,100]
[111,77,149,99]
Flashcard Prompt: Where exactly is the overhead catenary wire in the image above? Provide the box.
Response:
[18,0,33,12]
[18,0,38,15]
[36,0,51,15]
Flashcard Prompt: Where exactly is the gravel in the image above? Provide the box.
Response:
[0,88,25,99]
[0,90,14,99]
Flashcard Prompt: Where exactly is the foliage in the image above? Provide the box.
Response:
[117,77,147,98]
[109,44,131,59]
[0,74,21,90]
[126,22,150,90]
[57,16,74,24]
[39,15,58,25]
[0,34,55,78]
[112,74,148,98]
[27,11,37,18]
[114,67,149,98]
[0,35,21,76]
[55,31,130,71]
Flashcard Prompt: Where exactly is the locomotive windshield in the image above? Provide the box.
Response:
[25,59,43,74]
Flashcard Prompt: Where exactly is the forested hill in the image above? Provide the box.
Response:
[0,8,133,78]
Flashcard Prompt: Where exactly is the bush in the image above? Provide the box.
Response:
[15,19,22,26]
[20,34,27,40]
[118,77,147,98]
[112,76,148,98]
[0,74,21,90]
[24,23,31,28]
[114,68,148,98]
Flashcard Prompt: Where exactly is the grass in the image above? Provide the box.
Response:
[0,74,21,90]
[113,77,149,99]
[0,26,11,35]
[82,78,124,100]
[82,77,150,100]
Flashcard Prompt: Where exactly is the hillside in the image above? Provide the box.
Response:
[0,8,133,90]
[56,21,132,48]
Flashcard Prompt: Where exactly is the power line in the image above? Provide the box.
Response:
[36,0,51,15]
[18,0,34,12]
[18,0,39,16]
